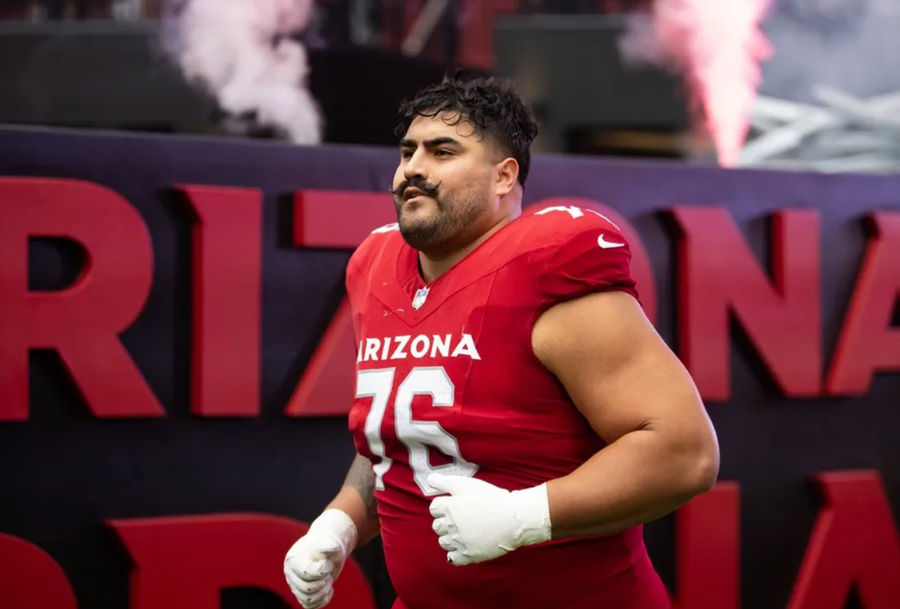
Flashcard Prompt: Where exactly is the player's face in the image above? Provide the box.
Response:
[392,112,501,253]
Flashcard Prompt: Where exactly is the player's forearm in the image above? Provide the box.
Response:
[326,454,381,545]
[546,426,719,539]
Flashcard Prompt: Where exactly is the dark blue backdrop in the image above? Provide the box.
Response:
[0,125,898,609]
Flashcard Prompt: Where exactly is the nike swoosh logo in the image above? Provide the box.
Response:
[597,234,625,249]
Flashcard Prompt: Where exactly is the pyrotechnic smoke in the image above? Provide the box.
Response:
[162,0,321,144]
[620,0,774,167]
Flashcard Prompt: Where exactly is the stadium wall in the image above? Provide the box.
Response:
[1,126,898,609]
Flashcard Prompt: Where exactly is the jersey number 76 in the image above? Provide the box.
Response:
[355,366,478,496]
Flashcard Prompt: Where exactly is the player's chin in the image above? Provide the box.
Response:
[398,218,440,250]
[399,204,436,228]
[398,217,428,239]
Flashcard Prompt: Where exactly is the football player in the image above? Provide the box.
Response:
[284,76,719,609]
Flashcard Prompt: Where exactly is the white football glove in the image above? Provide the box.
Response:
[427,473,551,566]
[284,509,358,609]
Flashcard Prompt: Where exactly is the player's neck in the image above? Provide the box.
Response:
[418,212,517,283]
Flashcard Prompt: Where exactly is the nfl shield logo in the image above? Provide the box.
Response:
[412,287,430,310]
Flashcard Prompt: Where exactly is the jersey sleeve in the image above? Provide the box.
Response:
[537,215,638,309]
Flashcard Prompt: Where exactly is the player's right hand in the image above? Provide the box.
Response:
[284,509,358,609]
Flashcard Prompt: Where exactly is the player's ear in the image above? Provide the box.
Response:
[495,157,519,197]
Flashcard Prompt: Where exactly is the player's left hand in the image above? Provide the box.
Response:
[427,473,552,566]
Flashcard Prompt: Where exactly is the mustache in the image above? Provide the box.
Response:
[390,177,440,199]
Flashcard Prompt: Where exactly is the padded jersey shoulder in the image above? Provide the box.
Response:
[513,204,637,306]
[346,222,402,286]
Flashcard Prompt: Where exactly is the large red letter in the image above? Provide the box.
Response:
[0,177,162,420]
[286,299,357,417]
[180,186,262,416]
[786,471,900,609]
[293,190,394,248]
[0,533,77,609]
[109,513,375,609]
[670,483,740,609]
[826,213,900,395]
[286,190,393,416]
[669,207,821,401]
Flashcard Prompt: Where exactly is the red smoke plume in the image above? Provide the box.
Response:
[622,0,774,166]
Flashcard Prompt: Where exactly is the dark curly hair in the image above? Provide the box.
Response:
[396,75,539,186]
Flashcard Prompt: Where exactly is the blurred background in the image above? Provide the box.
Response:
[1,0,898,171]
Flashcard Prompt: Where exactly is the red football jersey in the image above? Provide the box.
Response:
[346,204,670,609]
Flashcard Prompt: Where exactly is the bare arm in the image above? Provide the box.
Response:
[326,453,381,545]
[532,290,719,539]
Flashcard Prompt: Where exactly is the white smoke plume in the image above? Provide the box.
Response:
[620,0,774,167]
[162,0,321,144]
